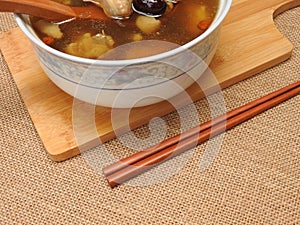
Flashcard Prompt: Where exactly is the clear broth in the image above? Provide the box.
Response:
[30,0,219,59]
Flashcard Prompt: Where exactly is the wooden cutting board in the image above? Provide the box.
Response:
[1,0,299,162]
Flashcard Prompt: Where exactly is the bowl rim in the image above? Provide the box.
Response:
[14,0,232,66]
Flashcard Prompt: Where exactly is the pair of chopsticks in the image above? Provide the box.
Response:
[103,81,300,188]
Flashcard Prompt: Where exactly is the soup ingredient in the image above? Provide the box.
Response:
[83,0,133,19]
[65,32,115,58]
[32,0,218,59]
[42,36,55,45]
[136,15,161,34]
[183,4,210,34]
[132,33,143,41]
[197,19,212,30]
[164,1,174,14]
[132,0,167,17]
[34,20,63,39]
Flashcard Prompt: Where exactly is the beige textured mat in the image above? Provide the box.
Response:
[0,7,299,225]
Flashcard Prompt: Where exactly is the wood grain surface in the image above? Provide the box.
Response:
[0,0,299,161]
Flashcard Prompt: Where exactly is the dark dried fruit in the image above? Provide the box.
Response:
[132,0,167,17]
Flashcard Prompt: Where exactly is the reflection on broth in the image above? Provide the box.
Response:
[101,40,180,59]
[30,0,219,59]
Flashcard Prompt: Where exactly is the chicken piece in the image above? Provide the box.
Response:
[65,33,114,58]
[83,0,133,19]
[136,15,161,34]
[34,20,63,39]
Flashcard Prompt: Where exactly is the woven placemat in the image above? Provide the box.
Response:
[0,8,299,224]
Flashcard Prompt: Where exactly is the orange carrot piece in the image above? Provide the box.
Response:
[197,19,212,30]
[42,36,55,45]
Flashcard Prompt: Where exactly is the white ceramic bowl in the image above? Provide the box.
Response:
[15,0,231,108]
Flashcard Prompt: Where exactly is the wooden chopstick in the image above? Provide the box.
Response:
[103,81,300,188]
[103,81,300,176]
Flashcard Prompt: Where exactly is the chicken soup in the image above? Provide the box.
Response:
[30,0,219,59]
